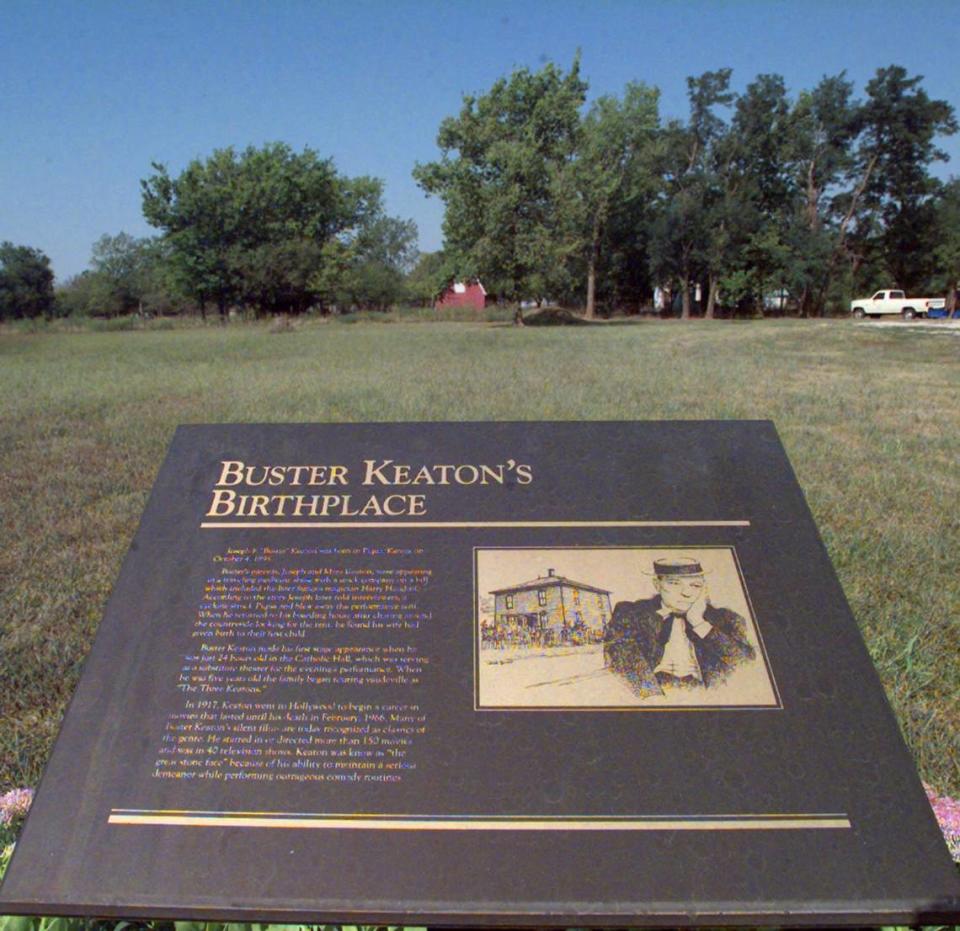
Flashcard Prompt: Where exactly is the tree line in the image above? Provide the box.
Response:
[1,60,957,322]
[415,58,958,317]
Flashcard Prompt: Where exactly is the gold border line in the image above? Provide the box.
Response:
[109,812,851,831]
[110,809,847,818]
[200,520,752,529]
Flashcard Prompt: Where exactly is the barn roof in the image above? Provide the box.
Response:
[442,278,486,295]
[490,573,611,596]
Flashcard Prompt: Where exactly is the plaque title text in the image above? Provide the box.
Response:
[206,459,534,518]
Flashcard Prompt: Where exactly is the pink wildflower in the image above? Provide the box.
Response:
[0,788,33,826]
[924,783,960,862]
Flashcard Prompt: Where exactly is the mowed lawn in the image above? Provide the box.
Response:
[0,318,957,795]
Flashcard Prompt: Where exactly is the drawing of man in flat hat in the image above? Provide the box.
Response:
[604,556,755,698]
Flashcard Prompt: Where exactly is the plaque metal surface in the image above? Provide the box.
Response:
[2,421,958,926]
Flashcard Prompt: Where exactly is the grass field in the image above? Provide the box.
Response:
[0,317,958,797]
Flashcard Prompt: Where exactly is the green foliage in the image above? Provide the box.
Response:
[55,271,114,318]
[314,216,419,311]
[53,234,189,319]
[0,243,55,321]
[89,233,149,315]
[414,61,955,317]
[851,65,958,292]
[354,217,418,275]
[933,179,960,308]
[414,56,587,301]
[564,82,661,316]
[87,315,142,332]
[141,143,414,316]
[0,844,12,874]
[403,251,452,306]
[647,69,736,317]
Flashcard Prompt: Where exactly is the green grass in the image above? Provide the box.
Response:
[0,317,958,797]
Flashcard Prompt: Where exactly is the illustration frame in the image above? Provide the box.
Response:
[473,544,782,712]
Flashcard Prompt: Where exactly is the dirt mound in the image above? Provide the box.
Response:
[522,307,592,326]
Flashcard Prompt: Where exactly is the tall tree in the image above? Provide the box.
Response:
[404,251,452,306]
[414,58,587,318]
[141,143,392,317]
[89,232,159,315]
[933,179,960,312]
[0,242,55,320]
[690,69,737,317]
[565,82,660,318]
[310,215,419,311]
[649,70,733,318]
[786,73,861,314]
[847,66,957,292]
[721,96,789,319]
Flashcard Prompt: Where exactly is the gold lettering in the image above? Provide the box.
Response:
[292,495,320,516]
[411,465,436,484]
[434,464,455,484]
[288,465,310,485]
[248,495,271,516]
[216,461,245,486]
[479,464,505,484]
[363,459,394,485]
[359,495,384,516]
[515,463,533,484]
[207,489,237,516]
[382,494,408,516]
[454,464,479,484]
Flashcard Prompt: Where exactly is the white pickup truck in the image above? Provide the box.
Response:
[850,290,945,319]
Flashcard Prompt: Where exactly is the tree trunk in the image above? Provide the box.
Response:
[513,306,525,326]
[585,255,597,320]
[217,295,227,323]
[806,160,821,232]
[585,217,602,320]
[947,281,957,314]
[705,275,718,319]
[812,153,879,316]
[680,278,691,320]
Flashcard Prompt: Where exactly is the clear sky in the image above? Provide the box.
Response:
[2,0,958,281]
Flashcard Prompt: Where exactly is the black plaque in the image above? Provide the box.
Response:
[2,422,958,926]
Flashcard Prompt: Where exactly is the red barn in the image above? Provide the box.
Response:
[436,279,487,311]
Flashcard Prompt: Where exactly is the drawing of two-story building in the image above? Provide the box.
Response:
[487,568,612,647]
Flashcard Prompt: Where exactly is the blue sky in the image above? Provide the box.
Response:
[2,0,959,281]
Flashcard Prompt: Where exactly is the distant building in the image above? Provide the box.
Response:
[436,279,487,311]
[488,568,612,646]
